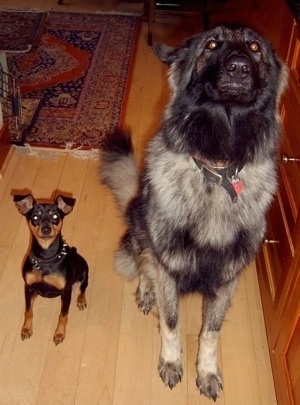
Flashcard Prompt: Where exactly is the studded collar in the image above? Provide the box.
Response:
[29,243,68,273]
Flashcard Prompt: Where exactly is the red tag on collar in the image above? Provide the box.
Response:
[231,179,244,195]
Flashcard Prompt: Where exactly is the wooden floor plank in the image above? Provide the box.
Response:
[220,271,263,404]
[245,264,277,404]
[112,280,154,405]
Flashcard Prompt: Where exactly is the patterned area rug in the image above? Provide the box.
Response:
[0,10,48,52]
[7,12,140,149]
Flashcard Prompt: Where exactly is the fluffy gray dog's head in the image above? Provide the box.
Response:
[153,25,288,164]
[153,25,287,105]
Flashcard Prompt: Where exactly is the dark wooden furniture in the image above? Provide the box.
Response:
[256,2,300,404]
[147,0,207,45]
[146,0,260,45]
[0,122,10,173]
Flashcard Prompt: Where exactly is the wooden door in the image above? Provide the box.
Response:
[256,18,300,405]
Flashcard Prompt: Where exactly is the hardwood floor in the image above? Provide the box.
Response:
[0,1,278,404]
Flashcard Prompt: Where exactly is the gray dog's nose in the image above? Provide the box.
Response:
[225,54,251,78]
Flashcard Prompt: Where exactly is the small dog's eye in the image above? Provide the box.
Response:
[249,42,260,52]
[49,210,59,220]
[207,40,217,50]
[31,215,40,224]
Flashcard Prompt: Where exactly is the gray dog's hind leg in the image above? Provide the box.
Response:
[155,266,183,389]
[135,249,156,314]
[196,278,238,401]
[114,232,139,281]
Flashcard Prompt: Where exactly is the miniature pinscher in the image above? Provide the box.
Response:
[14,194,89,345]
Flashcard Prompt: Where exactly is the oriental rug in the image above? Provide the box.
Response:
[7,11,140,150]
[0,10,48,52]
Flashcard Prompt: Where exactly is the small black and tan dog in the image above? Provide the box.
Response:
[14,193,89,345]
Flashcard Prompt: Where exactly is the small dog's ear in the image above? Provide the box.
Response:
[55,195,76,215]
[14,194,36,215]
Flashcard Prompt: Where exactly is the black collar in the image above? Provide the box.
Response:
[29,243,68,273]
[192,156,244,203]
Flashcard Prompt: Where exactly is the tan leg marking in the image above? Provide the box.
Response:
[77,293,87,310]
[21,293,37,340]
[53,314,68,345]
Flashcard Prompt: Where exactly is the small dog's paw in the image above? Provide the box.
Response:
[77,297,87,311]
[21,327,33,340]
[136,287,155,314]
[196,369,223,401]
[53,333,65,346]
[158,356,183,389]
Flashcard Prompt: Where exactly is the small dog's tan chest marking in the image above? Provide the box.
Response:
[25,271,66,290]
[25,271,42,285]
[43,274,66,290]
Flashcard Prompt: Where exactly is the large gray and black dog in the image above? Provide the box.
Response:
[101,25,287,400]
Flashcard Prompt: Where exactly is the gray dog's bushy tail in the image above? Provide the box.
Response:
[101,129,139,213]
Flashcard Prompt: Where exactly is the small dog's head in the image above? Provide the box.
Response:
[14,194,76,249]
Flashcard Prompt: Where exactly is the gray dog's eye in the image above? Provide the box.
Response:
[207,40,218,50]
[249,42,260,52]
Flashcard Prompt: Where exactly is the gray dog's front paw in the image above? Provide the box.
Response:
[158,356,183,389]
[196,369,223,401]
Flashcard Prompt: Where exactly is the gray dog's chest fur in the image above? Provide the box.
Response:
[131,134,277,293]
[147,134,275,243]
[147,137,276,238]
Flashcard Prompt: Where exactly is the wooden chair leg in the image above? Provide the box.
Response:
[147,0,155,46]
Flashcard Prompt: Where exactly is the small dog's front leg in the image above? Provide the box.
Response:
[53,290,72,345]
[77,292,87,310]
[53,314,68,345]
[21,286,37,340]
[77,271,88,310]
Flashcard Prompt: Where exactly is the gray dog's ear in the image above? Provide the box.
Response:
[153,43,180,65]
[55,195,76,215]
[14,194,36,215]
[153,41,193,66]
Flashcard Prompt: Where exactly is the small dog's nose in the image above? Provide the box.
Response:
[225,53,251,78]
[41,226,51,235]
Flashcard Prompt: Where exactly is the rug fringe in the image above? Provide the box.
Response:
[14,144,100,160]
